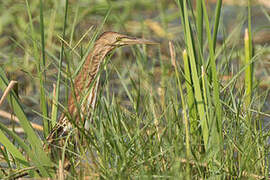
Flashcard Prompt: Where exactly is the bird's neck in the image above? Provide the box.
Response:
[67,44,113,125]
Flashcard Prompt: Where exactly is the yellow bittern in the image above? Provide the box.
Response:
[46,32,156,151]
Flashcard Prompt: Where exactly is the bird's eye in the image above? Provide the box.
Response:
[116,37,122,41]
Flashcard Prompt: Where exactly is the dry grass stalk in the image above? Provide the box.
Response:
[58,159,64,180]
[169,41,176,68]
[0,80,17,107]
[0,110,43,131]
[0,80,43,132]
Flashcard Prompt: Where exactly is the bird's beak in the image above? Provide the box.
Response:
[120,37,158,45]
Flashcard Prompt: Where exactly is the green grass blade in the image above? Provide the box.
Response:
[245,0,253,112]
[0,68,52,176]
[212,0,222,51]
[247,0,253,58]
[51,0,69,127]
[182,48,197,136]
[182,0,208,149]
[196,0,203,56]
[0,122,31,157]
[201,0,222,148]
[0,129,28,166]
[201,66,212,128]
[177,0,200,72]
[115,68,134,106]
[39,0,48,137]
[244,29,252,112]
[73,8,112,78]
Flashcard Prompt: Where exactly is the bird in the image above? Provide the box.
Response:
[45,32,157,155]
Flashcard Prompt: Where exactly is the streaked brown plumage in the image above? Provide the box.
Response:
[45,32,156,151]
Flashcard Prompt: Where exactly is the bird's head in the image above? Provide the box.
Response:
[97,32,157,48]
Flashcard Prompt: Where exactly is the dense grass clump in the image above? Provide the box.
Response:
[0,0,269,179]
